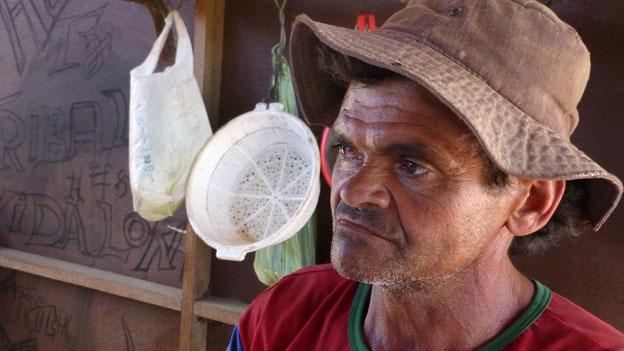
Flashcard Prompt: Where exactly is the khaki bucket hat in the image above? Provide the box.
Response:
[289,0,622,231]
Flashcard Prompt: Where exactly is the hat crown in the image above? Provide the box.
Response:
[379,0,590,137]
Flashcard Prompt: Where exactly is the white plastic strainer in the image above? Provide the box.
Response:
[186,102,321,261]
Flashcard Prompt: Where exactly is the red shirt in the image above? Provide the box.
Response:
[233,264,624,350]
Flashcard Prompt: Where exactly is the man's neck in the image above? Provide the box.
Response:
[363,247,534,350]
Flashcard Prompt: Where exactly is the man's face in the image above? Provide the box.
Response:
[330,77,518,290]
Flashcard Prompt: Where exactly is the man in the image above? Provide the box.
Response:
[228,0,624,349]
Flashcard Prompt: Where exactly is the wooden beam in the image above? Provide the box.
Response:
[0,247,248,325]
[0,247,181,310]
[180,0,226,349]
[194,296,248,326]
[193,0,225,128]
[179,226,213,350]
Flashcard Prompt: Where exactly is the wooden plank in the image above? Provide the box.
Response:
[180,0,226,349]
[0,247,250,326]
[193,0,225,128]
[0,247,182,310]
[194,296,248,326]
[179,226,213,350]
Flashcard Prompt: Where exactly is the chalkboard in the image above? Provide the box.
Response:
[0,0,196,288]
[0,0,195,349]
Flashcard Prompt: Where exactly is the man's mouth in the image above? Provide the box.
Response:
[334,217,390,242]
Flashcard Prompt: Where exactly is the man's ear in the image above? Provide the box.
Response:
[506,180,566,236]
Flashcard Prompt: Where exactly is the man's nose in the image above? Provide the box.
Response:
[337,164,391,210]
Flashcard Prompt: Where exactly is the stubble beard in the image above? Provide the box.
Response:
[330,230,462,293]
[330,201,466,293]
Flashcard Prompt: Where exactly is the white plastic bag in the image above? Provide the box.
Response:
[129,11,212,222]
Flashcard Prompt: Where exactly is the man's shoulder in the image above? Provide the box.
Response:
[236,264,357,350]
[546,292,624,339]
[517,291,624,350]
[249,263,354,306]
[241,263,357,321]
[275,263,344,283]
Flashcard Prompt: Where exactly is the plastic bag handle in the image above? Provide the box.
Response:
[133,11,193,76]
[171,11,193,74]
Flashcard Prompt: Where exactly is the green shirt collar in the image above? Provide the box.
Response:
[348,280,552,351]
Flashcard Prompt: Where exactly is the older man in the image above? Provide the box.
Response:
[228,0,624,350]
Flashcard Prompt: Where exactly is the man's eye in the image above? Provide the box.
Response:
[399,159,428,176]
[334,144,361,160]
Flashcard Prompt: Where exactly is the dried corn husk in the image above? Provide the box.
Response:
[253,0,317,286]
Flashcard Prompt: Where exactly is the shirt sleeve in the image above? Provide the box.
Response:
[226,325,244,351]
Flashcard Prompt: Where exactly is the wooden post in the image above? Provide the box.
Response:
[179,226,213,350]
[180,0,225,349]
[193,0,225,129]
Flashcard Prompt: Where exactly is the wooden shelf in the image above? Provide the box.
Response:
[194,296,248,326]
[0,247,247,326]
[0,247,182,310]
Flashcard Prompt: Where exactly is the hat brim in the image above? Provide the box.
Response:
[289,14,622,230]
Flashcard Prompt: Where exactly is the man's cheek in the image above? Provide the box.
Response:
[330,230,370,264]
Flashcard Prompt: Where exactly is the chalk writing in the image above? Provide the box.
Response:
[89,162,111,201]
[121,317,135,351]
[65,171,84,203]
[0,275,72,342]
[0,188,186,272]
[0,1,113,79]
[0,190,124,260]
[77,22,113,79]
[114,169,130,198]
[123,213,185,272]
[67,101,104,161]
[0,109,26,172]
[0,0,191,283]
[26,105,67,169]
[0,92,22,106]
[0,89,128,174]
[102,89,128,148]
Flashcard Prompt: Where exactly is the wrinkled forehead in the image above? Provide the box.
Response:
[334,78,471,136]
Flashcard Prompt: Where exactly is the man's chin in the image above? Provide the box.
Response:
[330,245,459,292]
[331,258,423,291]
[330,244,396,286]
[331,257,378,285]
[331,244,372,281]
